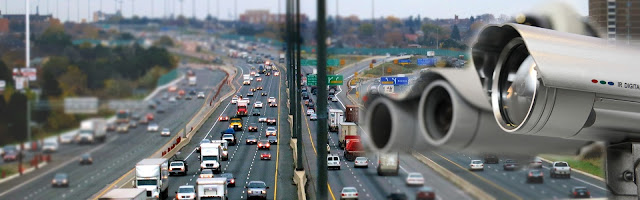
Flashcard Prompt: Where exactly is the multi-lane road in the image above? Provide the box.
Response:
[0,67,225,200]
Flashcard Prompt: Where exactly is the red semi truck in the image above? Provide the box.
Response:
[236,100,249,116]
[344,136,364,161]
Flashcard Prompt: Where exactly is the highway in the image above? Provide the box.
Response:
[164,57,296,200]
[0,67,226,200]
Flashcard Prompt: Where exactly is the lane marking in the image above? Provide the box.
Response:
[274,64,283,200]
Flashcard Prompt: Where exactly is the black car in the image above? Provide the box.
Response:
[247,92,254,97]
[483,154,499,164]
[51,173,69,187]
[387,193,408,200]
[527,170,544,183]
[252,109,261,116]
[569,186,591,198]
[79,153,93,165]
[219,173,236,187]
[189,90,197,95]
[503,159,518,171]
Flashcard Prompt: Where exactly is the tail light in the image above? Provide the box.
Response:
[587,191,590,196]
[341,193,345,197]
[573,192,577,196]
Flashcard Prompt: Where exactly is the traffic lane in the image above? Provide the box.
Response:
[398,154,472,200]
[0,69,225,200]
[441,152,608,199]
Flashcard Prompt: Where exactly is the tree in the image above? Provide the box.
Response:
[118,32,135,40]
[451,25,461,41]
[470,16,475,23]
[0,60,13,87]
[103,79,134,98]
[359,23,374,37]
[58,66,88,96]
[383,31,404,47]
[153,36,174,47]
[40,68,62,98]
[6,92,27,143]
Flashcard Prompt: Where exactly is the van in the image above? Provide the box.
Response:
[327,154,341,170]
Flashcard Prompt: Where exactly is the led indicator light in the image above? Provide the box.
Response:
[592,79,598,83]
[600,81,606,84]
[608,82,614,85]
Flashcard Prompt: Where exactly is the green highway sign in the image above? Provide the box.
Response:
[327,59,339,66]
[328,75,343,86]
[301,59,318,66]
[307,74,317,86]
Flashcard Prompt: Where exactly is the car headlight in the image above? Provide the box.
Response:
[262,190,266,194]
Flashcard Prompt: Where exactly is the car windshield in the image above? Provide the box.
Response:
[343,188,357,193]
[170,162,183,166]
[137,180,157,186]
[530,170,541,174]
[505,159,515,163]
[267,127,276,131]
[248,182,266,188]
[555,162,569,167]
[223,135,233,139]
[268,136,276,140]
[82,154,91,158]
[202,156,218,161]
[247,135,257,139]
[178,187,195,193]
[55,173,67,179]
[201,139,211,144]
[260,140,269,143]
[163,128,169,131]
[356,157,367,161]
[221,173,233,178]
[574,187,588,192]
[409,173,422,178]
[472,161,482,164]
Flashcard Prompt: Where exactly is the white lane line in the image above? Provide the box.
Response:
[542,166,607,191]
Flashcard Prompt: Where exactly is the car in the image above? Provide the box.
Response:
[327,144,330,153]
[199,169,214,178]
[261,92,267,96]
[117,124,129,133]
[254,101,263,108]
[328,94,335,101]
[196,139,211,152]
[257,86,263,90]
[252,109,262,116]
[219,173,236,187]
[269,102,278,107]
[222,134,237,146]
[245,135,258,144]
[248,126,258,132]
[256,77,263,82]
[51,173,69,187]
[175,185,196,200]
[327,154,341,170]
[232,97,239,104]
[354,157,368,168]
[169,160,188,176]
[147,123,159,132]
[162,92,170,99]
[106,123,117,132]
[247,92,254,97]
[161,128,171,136]
[138,118,149,125]
[416,186,436,200]
[168,86,177,92]
[340,187,358,199]
[406,172,425,186]
[274,71,280,76]
[483,154,499,164]
[59,135,74,144]
[266,72,271,76]
[79,153,93,165]
[527,169,544,183]
[185,95,193,100]
[218,116,230,121]
[197,92,206,99]
[550,161,572,178]
[146,113,155,121]
[331,96,338,102]
[258,117,267,123]
[503,159,519,171]
[128,121,138,128]
[257,140,271,150]
[245,181,269,199]
[169,96,177,103]
[530,157,543,168]
[569,186,591,198]
[469,160,484,171]
[255,73,260,77]
[387,193,408,200]
[267,136,278,145]
[310,113,318,121]
[42,141,59,153]
[268,97,276,103]
[265,127,277,136]
[306,108,315,116]
[156,106,166,113]
[260,152,272,160]
[250,88,257,92]
[266,118,276,125]
[229,118,243,131]
[189,90,197,95]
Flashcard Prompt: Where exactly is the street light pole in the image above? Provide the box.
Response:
[294,0,303,171]
[316,0,328,198]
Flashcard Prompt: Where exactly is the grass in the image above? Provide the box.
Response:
[362,62,428,77]
[0,162,21,179]
[540,154,604,178]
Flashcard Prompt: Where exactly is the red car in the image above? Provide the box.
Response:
[146,113,155,121]
[3,151,19,162]
[260,152,272,160]
[257,140,270,150]
[416,186,436,200]
[218,116,230,121]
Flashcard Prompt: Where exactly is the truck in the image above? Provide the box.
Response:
[258,65,265,74]
[76,118,107,144]
[98,188,147,200]
[279,53,285,63]
[344,137,364,161]
[200,143,222,173]
[196,178,227,200]
[377,152,399,176]
[116,109,131,124]
[328,109,344,132]
[550,161,571,178]
[135,158,169,199]
[345,105,359,123]
[243,74,251,85]
[236,100,249,116]
[211,140,229,161]
[339,122,358,149]
[188,76,197,86]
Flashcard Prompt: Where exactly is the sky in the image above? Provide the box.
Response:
[1,0,588,22]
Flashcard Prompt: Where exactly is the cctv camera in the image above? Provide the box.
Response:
[472,23,640,142]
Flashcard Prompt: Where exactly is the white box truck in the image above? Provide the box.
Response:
[135,158,169,199]
[77,118,107,144]
[196,178,227,200]
[99,188,147,200]
[242,74,251,85]
[210,140,229,161]
[328,109,344,132]
[188,76,197,86]
[200,143,222,173]
[377,152,399,176]
[338,122,357,149]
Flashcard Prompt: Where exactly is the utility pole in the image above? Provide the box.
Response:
[131,0,134,18]
[234,0,237,21]
[287,0,294,117]
[180,0,183,17]
[295,0,303,171]
[77,0,80,21]
[316,0,328,199]
[192,0,195,19]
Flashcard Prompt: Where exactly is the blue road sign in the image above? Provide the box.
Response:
[380,76,409,85]
[398,59,411,64]
[417,58,437,66]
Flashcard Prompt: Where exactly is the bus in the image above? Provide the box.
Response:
[116,109,130,124]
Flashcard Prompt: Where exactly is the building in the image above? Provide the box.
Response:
[239,9,306,24]
[589,0,640,45]
[0,9,53,33]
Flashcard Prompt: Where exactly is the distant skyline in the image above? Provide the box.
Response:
[1,0,587,22]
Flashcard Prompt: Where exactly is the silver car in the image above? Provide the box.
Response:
[245,181,269,199]
[161,128,171,136]
[340,187,358,199]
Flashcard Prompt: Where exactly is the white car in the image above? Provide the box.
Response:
[331,96,338,102]
[147,123,159,132]
[354,157,368,168]
[327,154,341,170]
[265,127,277,136]
[268,97,276,103]
[176,185,196,200]
[306,108,315,116]
[469,160,484,171]
[161,128,171,136]
[340,187,359,199]
[59,135,74,144]
[254,101,263,108]
[530,157,543,168]
[42,141,59,153]
[309,113,318,121]
[169,96,177,103]
[197,92,206,99]
[255,73,260,77]
[258,117,267,123]
[406,172,425,186]
[231,97,238,104]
